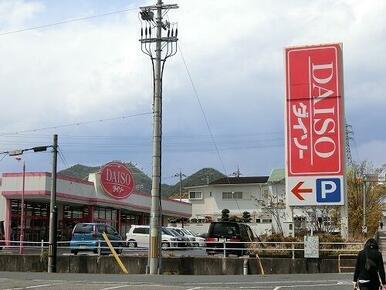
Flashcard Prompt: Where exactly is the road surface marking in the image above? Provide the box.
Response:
[100,284,172,290]
[184,279,350,286]
[273,283,344,289]
[100,285,130,290]
[26,284,61,289]
[186,287,203,290]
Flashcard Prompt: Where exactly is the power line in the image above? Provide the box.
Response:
[0,7,138,37]
[57,147,70,169]
[178,44,229,176]
[0,112,152,136]
[178,44,243,215]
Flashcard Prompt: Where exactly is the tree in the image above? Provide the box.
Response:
[221,209,230,221]
[347,162,386,238]
[302,206,340,234]
[242,211,252,223]
[256,197,285,235]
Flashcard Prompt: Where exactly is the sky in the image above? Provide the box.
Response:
[0,0,385,184]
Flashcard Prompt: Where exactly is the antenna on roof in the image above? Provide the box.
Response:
[232,166,242,178]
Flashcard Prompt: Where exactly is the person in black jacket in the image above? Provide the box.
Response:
[354,238,386,290]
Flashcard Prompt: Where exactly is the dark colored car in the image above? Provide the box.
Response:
[205,221,256,256]
[70,223,122,255]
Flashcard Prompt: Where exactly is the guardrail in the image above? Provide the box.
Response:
[0,239,363,260]
[338,253,357,273]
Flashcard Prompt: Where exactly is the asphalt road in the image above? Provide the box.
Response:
[0,272,355,290]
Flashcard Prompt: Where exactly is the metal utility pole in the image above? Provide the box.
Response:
[139,0,178,275]
[175,170,186,202]
[48,134,58,273]
[19,161,25,255]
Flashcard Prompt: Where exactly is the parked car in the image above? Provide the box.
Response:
[164,227,191,247]
[205,221,257,256]
[162,227,189,247]
[183,228,206,247]
[70,223,123,255]
[168,227,205,247]
[126,225,178,248]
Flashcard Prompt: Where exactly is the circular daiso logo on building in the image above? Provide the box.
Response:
[100,162,135,199]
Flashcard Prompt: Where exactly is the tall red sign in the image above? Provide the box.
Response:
[100,161,135,199]
[285,43,345,206]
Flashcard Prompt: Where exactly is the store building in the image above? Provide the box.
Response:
[0,162,191,242]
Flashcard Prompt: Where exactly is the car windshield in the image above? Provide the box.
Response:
[172,228,185,236]
[161,228,172,235]
[162,228,177,236]
[167,228,180,237]
[181,229,191,236]
[74,224,93,234]
[211,223,239,237]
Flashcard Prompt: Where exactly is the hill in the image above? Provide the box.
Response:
[59,163,153,193]
[166,168,226,198]
[58,164,223,197]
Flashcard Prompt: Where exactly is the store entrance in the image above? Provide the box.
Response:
[61,205,91,240]
[10,200,49,242]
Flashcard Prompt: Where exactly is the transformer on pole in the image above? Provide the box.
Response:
[139,0,178,275]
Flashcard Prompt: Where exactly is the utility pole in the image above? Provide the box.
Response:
[19,161,25,255]
[48,134,58,273]
[362,177,367,234]
[175,170,186,202]
[139,0,178,275]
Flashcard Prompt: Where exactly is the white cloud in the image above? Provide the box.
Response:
[0,0,385,174]
[0,0,44,29]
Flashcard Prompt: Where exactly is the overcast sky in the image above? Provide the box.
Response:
[0,0,385,183]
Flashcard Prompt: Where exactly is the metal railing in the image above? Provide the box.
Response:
[0,239,363,260]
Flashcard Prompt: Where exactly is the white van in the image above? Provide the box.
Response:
[125,225,177,248]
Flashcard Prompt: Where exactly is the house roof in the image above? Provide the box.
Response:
[209,176,269,185]
[267,168,285,183]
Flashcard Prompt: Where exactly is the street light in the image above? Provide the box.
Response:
[1,135,58,273]
[11,156,26,255]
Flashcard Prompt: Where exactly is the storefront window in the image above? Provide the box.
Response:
[61,205,90,240]
[94,206,118,230]
[10,200,49,242]
[119,211,142,236]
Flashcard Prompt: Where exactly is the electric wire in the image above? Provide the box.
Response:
[0,7,138,37]
[58,147,70,169]
[0,154,7,162]
[0,112,152,137]
[178,44,243,215]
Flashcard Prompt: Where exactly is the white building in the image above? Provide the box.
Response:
[185,172,290,236]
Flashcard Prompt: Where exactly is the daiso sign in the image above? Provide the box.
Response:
[286,44,344,176]
[285,43,345,206]
[100,161,135,199]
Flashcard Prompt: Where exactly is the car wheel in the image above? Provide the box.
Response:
[71,250,78,255]
[161,242,169,248]
[127,240,137,248]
